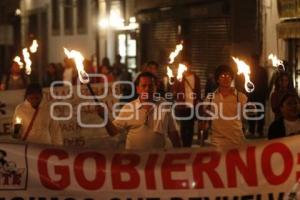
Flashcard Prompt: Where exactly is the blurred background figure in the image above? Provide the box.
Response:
[0,61,27,90]
[98,57,114,83]
[143,61,165,97]
[268,93,300,139]
[83,59,98,83]
[270,72,296,120]
[112,54,126,78]
[204,72,218,97]
[62,57,77,85]
[173,62,202,147]
[43,63,62,87]
[247,54,268,137]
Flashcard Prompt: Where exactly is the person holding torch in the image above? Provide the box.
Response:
[12,83,63,145]
[201,65,248,147]
[97,72,182,150]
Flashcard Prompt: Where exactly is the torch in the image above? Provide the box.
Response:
[13,56,24,69]
[268,54,285,71]
[22,48,32,75]
[232,57,255,93]
[21,40,39,75]
[166,66,175,85]
[166,42,184,86]
[13,117,22,139]
[29,40,38,53]
[12,40,38,75]
[63,48,99,103]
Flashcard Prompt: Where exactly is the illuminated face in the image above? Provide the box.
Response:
[136,76,156,102]
[218,72,233,88]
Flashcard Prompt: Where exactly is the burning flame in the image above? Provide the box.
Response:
[15,117,22,124]
[169,43,183,64]
[177,63,187,82]
[13,56,24,69]
[64,48,90,84]
[22,48,32,75]
[29,40,38,53]
[167,66,175,85]
[232,57,255,93]
[268,54,285,71]
[166,42,185,85]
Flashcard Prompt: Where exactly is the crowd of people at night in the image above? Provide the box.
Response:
[1,53,299,150]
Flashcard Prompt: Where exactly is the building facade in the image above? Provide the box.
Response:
[135,0,262,90]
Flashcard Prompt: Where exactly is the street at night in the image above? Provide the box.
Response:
[0,0,300,199]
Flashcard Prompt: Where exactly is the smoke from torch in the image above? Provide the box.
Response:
[268,54,285,71]
[22,48,32,75]
[63,48,90,84]
[232,57,255,93]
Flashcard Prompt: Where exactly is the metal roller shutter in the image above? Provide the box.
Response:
[140,20,178,77]
[189,17,231,92]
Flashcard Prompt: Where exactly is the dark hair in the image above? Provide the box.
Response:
[102,57,111,67]
[214,64,234,82]
[279,92,299,107]
[274,72,294,91]
[134,71,157,87]
[0,149,7,157]
[25,83,42,98]
[146,61,159,69]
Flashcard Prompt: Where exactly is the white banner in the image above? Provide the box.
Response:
[1,136,300,199]
[0,84,122,148]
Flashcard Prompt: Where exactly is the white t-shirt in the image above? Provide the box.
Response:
[13,100,63,145]
[284,119,300,136]
[113,98,178,150]
[204,89,248,147]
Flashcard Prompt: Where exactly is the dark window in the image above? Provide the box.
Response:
[51,0,60,35]
[76,0,87,34]
[64,0,74,35]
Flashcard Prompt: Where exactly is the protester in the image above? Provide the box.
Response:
[112,54,126,78]
[270,72,296,120]
[0,149,8,169]
[12,83,63,145]
[143,61,165,97]
[97,72,181,150]
[202,65,248,147]
[172,63,202,147]
[98,57,114,83]
[43,63,62,87]
[247,54,268,137]
[268,93,300,139]
[62,57,77,85]
[204,72,217,97]
[0,61,27,90]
